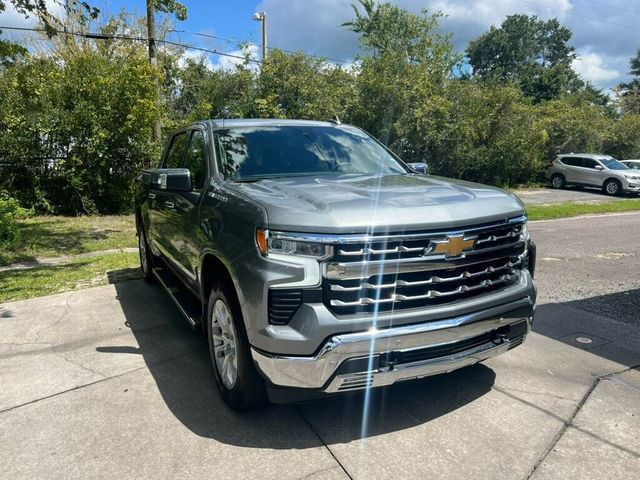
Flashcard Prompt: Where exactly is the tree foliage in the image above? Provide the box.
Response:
[1,1,639,215]
[0,0,186,35]
[466,14,584,102]
[617,49,640,115]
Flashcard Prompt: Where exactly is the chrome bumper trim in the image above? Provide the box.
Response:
[251,297,533,391]
[324,335,512,393]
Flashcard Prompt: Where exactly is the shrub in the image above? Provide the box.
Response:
[0,192,32,248]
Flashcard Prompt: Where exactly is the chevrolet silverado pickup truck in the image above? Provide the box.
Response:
[135,119,537,411]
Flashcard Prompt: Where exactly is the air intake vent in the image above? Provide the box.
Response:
[268,288,322,325]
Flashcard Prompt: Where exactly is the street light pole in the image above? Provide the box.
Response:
[253,12,268,61]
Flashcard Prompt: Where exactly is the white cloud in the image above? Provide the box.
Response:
[571,51,621,84]
[0,0,64,30]
[214,43,260,71]
[256,0,634,89]
[178,49,215,70]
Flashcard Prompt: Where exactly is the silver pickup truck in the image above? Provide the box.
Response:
[135,119,537,410]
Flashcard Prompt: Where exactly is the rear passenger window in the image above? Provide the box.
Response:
[184,131,207,190]
[561,157,581,167]
[163,133,188,169]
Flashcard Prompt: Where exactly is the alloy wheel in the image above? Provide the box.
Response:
[211,299,238,389]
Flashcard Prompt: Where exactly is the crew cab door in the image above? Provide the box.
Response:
[148,131,190,268]
[169,128,209,293]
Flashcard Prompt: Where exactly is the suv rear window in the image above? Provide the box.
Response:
[559,157,582,167]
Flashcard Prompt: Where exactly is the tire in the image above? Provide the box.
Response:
[550,174,566,189]
[137,223,156,283]
[207,283,266,411]
[603,178,622,196]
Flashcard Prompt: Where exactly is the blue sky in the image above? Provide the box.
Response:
[1,0,638,90]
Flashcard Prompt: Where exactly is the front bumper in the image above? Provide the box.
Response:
[623,182,640,193]
[251,296,534,393]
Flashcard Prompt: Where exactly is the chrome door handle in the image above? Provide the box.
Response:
[164,201,175,209]
[148,192,156,199]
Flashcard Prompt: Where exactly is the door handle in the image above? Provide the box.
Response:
[148,192,156,199]
[164,201,175,209]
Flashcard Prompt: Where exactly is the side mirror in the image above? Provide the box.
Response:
[594,165,604,171]
[408,162,429,174]
[156,168,192,192]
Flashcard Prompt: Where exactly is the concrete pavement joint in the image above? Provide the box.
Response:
[295,407,354,480]
[522,378,600,480]
[522,364,640,479]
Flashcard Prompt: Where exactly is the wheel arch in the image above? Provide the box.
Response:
[603,176,621,187]
[199,252,243,335]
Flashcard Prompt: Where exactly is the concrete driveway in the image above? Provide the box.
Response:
[1,213,639,479]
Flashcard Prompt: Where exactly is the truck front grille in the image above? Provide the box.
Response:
[323,217,526,315]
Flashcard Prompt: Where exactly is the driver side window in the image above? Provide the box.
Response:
[162,132,188,169]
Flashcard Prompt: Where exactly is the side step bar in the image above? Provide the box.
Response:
[152,266,202,329]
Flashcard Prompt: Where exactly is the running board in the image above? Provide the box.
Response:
[152,266,202,329]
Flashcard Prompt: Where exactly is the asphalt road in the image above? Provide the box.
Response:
[1,213,639,480]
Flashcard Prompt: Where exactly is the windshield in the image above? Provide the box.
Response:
[214,125,408,181]
[601,158,629,170]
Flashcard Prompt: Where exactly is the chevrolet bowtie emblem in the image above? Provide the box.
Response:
[430,235,476,258]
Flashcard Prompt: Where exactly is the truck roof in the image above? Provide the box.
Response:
[205,119,340,129]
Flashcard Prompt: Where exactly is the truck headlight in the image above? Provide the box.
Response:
[256,229,333,260]
[521,223,530,247]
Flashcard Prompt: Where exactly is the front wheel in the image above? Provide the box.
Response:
[207,284,266,411]
[603,179,622,196]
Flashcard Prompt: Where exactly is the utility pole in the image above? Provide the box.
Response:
[147,0,162,142]
[253,12,268,61]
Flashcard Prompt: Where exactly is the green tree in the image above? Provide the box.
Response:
[535,95,614,158]
[418,80,546,185]
[345,0,459,151]
[0,0,185,36]
[617,49,640,115]
[466,14,580,101]
[0,37,27,66]
[256,49,356,120]
[0,25,161,214]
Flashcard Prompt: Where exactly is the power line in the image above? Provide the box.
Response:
[518,0,640,32]
[0,25,263,63]
[168,28,355,66]
[578,0,640,17]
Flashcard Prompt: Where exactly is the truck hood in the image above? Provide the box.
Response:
[228,174,525,233]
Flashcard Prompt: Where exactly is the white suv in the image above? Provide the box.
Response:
[545,154,640,196]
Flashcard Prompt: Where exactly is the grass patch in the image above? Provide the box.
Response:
[528,198,640,220]
[1,215,136,266]
[0,251,141,303]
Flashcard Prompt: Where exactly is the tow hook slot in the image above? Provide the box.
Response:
[493,332,509,345]
[379,352,399,371]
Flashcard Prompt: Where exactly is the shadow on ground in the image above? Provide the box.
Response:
[534,290,640,367]
[103,278,639,449]
[103,279,495,448]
